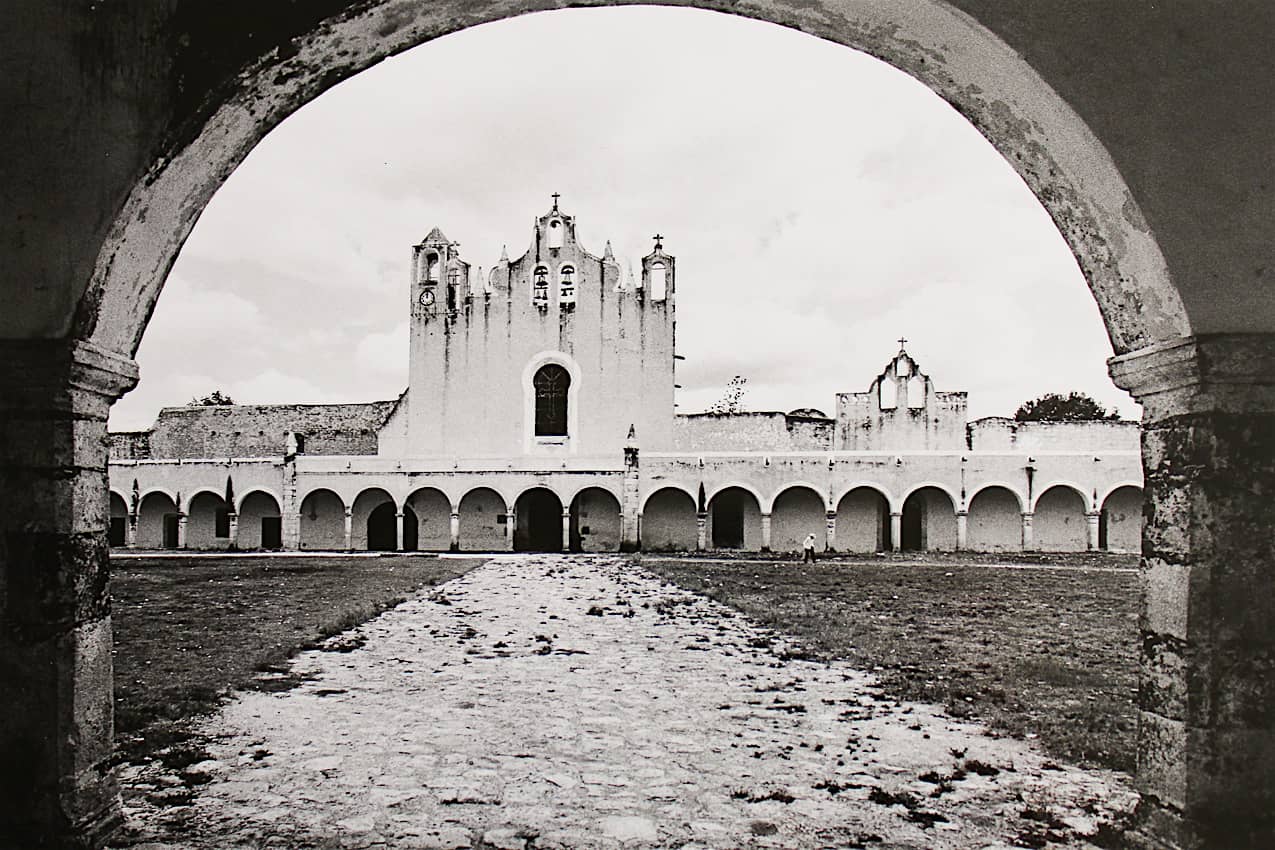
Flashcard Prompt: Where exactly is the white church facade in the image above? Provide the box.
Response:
[108,200,1144,555]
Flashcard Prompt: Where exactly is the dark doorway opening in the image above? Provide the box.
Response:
[712,490,746,549]
[367,503,398,551]
[901,492,926,551]
[403,507,419,551]
[260,517,283,550]
[880,500,893,551]
[162,514,179,549]
[515,489,562,552]
[1098,509,1109,551]
[109,517,127,547]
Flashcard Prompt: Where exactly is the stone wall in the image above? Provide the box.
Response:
[672,412,833,452]
[111,401,396,460]
[966,417,1140,452]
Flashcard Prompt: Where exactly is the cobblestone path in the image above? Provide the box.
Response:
[117,555,1136,849]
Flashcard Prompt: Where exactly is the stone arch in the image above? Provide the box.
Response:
[1030,481,1093,514]
[1033,484,1089,552]
[764,481,829,514]
[238,490,282,550]
[966,485,1024,552]
[185,489,231,550]
[405,486,452,551]
[514,487,563,552]
[896,482,960,516]
[640,483,697,514]
[770,485,827,553]
[570,487,622,552]
[1100,484,1143,553]
[136,490,178,549]
[705,481,765,509]
[353,488,397,551]
[707,485,763,550]
[900,485,957,552]
[11,6,1265,847]
[299,487,346,551]
[108,490,129,548]
[458,486,508,552]
[834,485,892,553]
[641,486,698,552]
[80,3,1189,367]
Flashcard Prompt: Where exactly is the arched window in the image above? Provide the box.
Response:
[533,364,570,436]
[559,265,575,303]
[649,261,667,301]
[547,218,564,250]
[423,252,439,283]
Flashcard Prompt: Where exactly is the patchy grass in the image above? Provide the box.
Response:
[642,552,1140,773]
[111,554,485,763]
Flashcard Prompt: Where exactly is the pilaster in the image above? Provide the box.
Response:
[825,511,836,552]
[1110,334,1275,850]
[760,512,772,552]
[0,339,138,849]
[889,511,902,552]
[1021,512,1035,551]
[956,510,968,550]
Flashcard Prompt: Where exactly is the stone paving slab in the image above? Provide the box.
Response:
[114,555,1137,849]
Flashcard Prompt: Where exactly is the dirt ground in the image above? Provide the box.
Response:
[641,552,1140,774]
[108,555,1137,850]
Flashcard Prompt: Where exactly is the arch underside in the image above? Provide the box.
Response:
[80,0,1188,367]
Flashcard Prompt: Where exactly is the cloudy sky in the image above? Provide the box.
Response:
[108,7,1138,431]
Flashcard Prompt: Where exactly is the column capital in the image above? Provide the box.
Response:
[1108,333,1275,421]
[0,338,139,416]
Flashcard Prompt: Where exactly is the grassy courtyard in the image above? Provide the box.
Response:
[110,554,485,763]
[642,552,1141,774]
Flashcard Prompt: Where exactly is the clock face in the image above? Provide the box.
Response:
[419,289,435,306]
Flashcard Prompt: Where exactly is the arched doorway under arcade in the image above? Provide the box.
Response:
[514,488,563,552]
[640,487,698,551]
[900,487,957,552]
[834,487,891,553]
[569,487,621,552]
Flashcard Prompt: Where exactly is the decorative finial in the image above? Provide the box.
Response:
[603,240,615,262]
[653,233,664,251]
[551,192,561,211]
[499,244,509,262]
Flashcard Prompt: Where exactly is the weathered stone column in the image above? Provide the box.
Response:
[505,505,515,551]
[825,511,837,552]
[395,510,405,552]
[561,508,571,553]
[0,339,138,848]
[1109,334,1275,850]
[760,512,772,552]
[1020,512,1034,551]
[343,507,353,552]
[449,510,460,553]
[280,452,299,550]
[1085,511,1100,551]
[227,512,239,550]
[696,512,708,551]
[956,510,969,550]
[621,431,641,552]
[175,508,187,549]
[126,513,137,548]
[889,511,902,552]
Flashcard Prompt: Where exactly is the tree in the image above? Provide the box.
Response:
[1014,392,1121,422]
[190,390,234,406]
[708,375,748,414]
